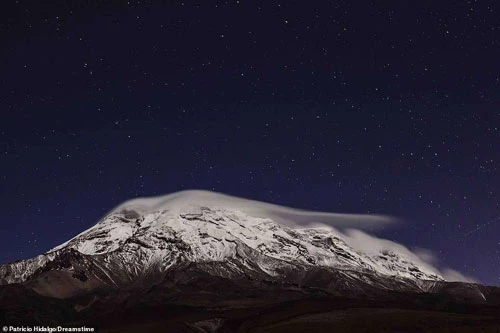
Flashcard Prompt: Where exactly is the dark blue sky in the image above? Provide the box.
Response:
[1,1,499,285]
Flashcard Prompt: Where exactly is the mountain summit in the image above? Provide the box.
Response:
[2,190,441,291]
[1,190,498,331]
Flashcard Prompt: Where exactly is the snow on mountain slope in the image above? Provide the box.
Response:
[1,190,444,288]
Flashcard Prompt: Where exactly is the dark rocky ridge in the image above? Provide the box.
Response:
[1,260,500,331]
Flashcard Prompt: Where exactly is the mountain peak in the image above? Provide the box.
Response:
[41,199,442,284]
[1,190,447,299]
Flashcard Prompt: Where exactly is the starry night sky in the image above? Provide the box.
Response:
[1,1,499,285]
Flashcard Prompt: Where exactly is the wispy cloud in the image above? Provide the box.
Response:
[336,229,477,283]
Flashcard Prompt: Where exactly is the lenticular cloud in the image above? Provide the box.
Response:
[110,189,397,229]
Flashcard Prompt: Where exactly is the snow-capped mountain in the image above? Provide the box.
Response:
[2,190,499,330]
[0,190,443,295]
